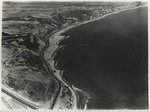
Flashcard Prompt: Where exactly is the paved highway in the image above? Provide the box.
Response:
[2,87,39,109]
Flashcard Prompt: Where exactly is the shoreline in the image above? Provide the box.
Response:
[56,5,147,39]
[44,5,147,109]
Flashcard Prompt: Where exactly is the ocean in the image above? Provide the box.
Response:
[54,7,148,109]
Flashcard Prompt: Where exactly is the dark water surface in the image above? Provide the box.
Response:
[54,7,148,109]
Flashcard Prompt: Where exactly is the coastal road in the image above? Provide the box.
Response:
[42,26,80,109]
[39,30,62,109]
[40,29,79,109]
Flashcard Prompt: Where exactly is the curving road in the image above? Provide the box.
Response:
[40,29,79,109]
[39,30,62,109]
